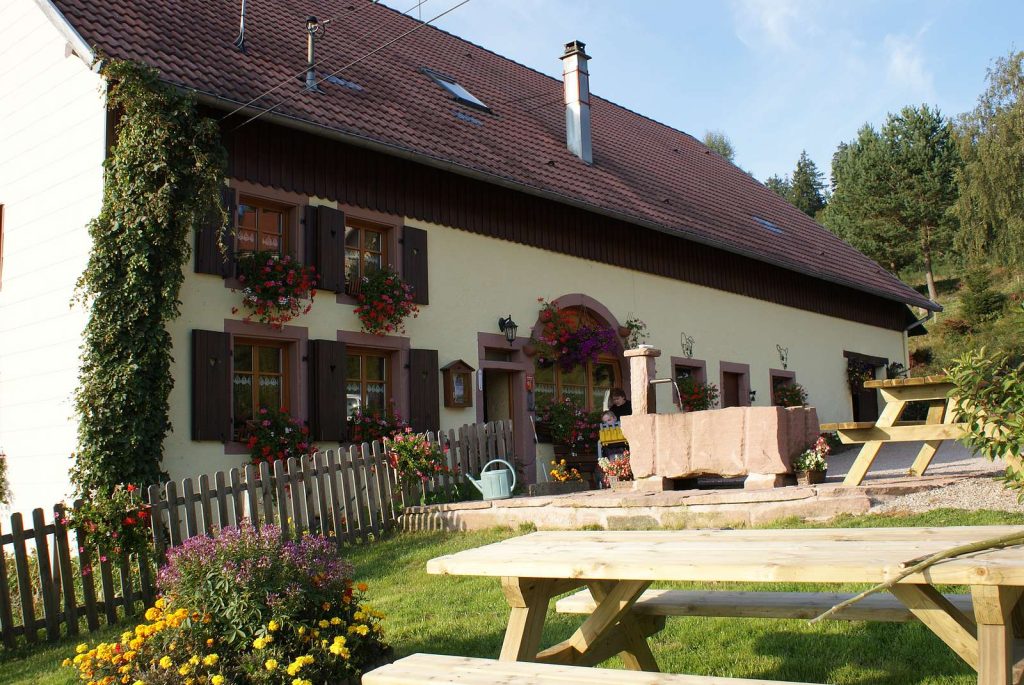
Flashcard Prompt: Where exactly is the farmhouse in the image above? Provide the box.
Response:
[0,0,937,512]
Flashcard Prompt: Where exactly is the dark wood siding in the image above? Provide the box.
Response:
[195,186,236,276]
[307,339,347,442]
[219,116,909,331]
[402,226,429,305]
[192,329,231,441]
[408,348,440,433]
[304,205,346,293]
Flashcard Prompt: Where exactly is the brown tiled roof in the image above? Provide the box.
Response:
[49,0,936,311]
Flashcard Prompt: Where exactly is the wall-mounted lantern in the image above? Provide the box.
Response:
[441,360,475,408]
[498,315,518,345]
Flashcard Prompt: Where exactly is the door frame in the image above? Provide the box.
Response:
[477,333,532,480]
[719,361,751,407]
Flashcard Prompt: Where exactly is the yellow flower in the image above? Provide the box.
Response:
[155,598,166,609]
[205,638,215,647]
[203,654,219,666]
[253,637,268,650]
[211,676,225,685]
[178,663,192,676]
[132,681,146,685]
[76,644,89,654]
[265,658,279,671]
[159,656,173,669]
[330,617,342,625]
[268,620,280,632]
[318,620,329,628]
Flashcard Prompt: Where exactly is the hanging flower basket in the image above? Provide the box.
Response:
[234,251,317,329]
[355,266,419,335]
[529,298,619,371]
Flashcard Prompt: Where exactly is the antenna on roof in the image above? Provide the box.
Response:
[233,0,247,52]
[305,16,326,92]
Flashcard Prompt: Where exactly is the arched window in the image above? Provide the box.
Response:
[533,308,622,412]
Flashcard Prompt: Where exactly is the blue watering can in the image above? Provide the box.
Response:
[466,459,517,500]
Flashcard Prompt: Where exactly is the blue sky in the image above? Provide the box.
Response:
[379,0,1021,184]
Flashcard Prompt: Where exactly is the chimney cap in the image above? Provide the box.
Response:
[562,40,589,59]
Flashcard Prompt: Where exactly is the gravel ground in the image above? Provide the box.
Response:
[825,439,1024,513]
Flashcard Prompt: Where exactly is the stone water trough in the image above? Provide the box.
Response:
[621,347,819,490]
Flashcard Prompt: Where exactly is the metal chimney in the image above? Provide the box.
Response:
[560,40,592,164]
[232,0,246,51]
[305,17,324,92]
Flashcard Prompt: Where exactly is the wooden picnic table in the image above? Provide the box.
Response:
[426,527,1024,685]
[820,374,967,486]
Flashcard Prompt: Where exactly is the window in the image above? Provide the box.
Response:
[422,68,490,112]
[237,197,291,255]
[673,359,707,386]
[770,369,796,405]
[345,218,389,285]
[346,349,392,417]
[534,307,622,412]
[232,339,291,439]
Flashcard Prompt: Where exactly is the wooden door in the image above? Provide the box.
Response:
[722,372,741,408]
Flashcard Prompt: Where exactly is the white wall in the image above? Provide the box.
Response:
[0,0,105,513]
[165,196,907,483]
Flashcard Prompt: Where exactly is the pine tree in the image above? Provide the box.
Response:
[702,130,736,162]
[789,151,827,217]
[764,174,792,201]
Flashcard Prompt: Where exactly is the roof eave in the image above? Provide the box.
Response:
[34,0,95,67]
[195,91,940,314]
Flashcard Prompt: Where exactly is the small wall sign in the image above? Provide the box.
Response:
[441,360,475,408]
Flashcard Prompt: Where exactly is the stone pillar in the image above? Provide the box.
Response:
[625,346,660,415]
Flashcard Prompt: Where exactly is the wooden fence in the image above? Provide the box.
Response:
[0,420,514,645]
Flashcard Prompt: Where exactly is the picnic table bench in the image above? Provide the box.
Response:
[820,375,967,486]
[364,653,818,684]
[426,527,1024,684]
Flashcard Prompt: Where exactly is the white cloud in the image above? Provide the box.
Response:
[729,0,805,52]
[883,32,935,99]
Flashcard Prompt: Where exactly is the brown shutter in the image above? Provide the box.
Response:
[192,329,231,441]
[402,226,429,305]
[304,205,346,293]
[308,339,348,442]
[195,186,236,276]
[408,348,440,433]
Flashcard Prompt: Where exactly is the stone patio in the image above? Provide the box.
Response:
[401,441,1013,532]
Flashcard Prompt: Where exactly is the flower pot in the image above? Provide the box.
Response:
[795,469,826,485]
[528,480,588,496]
[618,325,631,338]
[523,342,538,357]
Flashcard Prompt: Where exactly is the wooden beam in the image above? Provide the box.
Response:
[891,585,978,669]
[837,423,966,443]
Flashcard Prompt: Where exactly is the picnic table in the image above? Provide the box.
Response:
[820,375,967,486]
[426,527,1024,685]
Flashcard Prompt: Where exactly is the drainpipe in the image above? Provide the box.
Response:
[904,310,934,333]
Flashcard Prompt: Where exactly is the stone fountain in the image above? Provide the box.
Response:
[619,347,819,490]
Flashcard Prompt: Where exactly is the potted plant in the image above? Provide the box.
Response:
[793,435,830,485]
[773,382,808,407]
[846,358,876,392]
[244,406,316,467]
[622,315,649,349]
[677,377,720,412]
[354,266,419,335]
[528,459,588,496]
[598,450,633,488]
[234,251,318,328]
[535,397,601,456]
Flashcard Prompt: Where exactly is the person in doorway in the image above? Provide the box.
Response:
[608,387,632,420]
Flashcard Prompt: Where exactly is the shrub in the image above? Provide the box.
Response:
[960,268,1007,324]
[347,405,407,445]
[677,377,720,411]
[245,407,316,467]
[66,524,389,684]
[536,397,601,448]
[64,483,153,562]
[354,266,418,335]
[772,382,807,407]
[385,429,454,504]
[939,316,974,336]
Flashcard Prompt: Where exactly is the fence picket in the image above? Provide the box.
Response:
[326,450,350,545]
[10,513,36,643]
[32,509,59,641]
[371,443,393,531]
[245,465,260,529]
[360,443,380,538]
[182,478,199,540]
[229,468,245,527]
[146,485,167,563]
[74,501,100,632]
[165,481,182,548]
[311,453,330,538]
[273,460,290,540]
[260,461,275,528]
[118,551,135,617]
[299,455,317,536]
[99,555,117,625]
[215,471,231,529]
[350,446,369,540]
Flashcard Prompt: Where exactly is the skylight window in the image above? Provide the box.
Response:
[323,74,363,92]
[422,68,490,112]
[753,217,783,235]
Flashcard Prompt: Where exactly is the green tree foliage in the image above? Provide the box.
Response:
[822,106,961,300]
[71,60,226,496]
[955,51,1024,267]
[703,130,736,162]
[789,150,827,217]
[764,173,792,201]
[960,268,1008,325]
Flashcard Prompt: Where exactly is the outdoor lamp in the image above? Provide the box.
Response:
[498,315,518,345]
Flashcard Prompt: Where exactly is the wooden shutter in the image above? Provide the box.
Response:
[308,339,348,442]
[195,186,236,276]
[408,348,440,433]
[304,205,346,293]
[402,226,429,305]
[192,329,231,441]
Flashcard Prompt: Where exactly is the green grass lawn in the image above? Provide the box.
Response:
[5,508,1024,685]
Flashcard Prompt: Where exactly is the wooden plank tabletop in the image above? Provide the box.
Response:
[863,375,950,389]
[426,528,1024,586]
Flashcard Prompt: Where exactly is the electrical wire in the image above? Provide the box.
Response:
[232,0,473,131]
[221,0,431,121]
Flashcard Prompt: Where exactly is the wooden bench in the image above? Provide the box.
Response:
[363,653,816,684]
[555,588,974,623]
